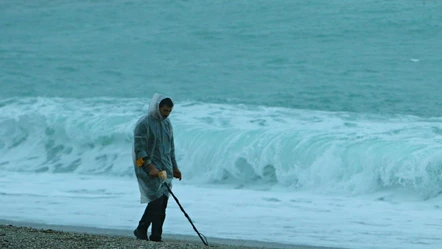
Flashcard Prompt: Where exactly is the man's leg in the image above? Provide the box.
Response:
[149,194,169,242]
[133,205,150,240]
[160,195,169,229]
[134,197,164,240]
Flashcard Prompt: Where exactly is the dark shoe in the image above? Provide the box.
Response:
[133,228,148,240]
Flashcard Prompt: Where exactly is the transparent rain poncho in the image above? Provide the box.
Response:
[132,93,178,203]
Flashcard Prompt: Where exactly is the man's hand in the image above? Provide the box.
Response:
[146,164,159,177]
[173,168,182,181]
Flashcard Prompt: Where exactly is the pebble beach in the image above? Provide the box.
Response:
[0,222,336,249]
[0,224,262,249]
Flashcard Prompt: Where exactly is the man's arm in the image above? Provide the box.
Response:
[134,120,155,168]
[171,134,178,170]
[171,134,182,180]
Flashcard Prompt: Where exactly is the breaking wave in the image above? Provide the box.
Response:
[1,97,442,198]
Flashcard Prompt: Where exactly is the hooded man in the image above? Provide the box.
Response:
[132,93,182,242]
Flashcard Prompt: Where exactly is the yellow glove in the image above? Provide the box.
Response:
[158,171,167,181]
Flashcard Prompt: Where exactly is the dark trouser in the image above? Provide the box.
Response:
[137,194,169,241]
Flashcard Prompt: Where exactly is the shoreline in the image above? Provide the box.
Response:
[0,219,343,249]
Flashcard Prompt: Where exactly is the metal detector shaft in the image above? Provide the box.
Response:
[164,183,209,246]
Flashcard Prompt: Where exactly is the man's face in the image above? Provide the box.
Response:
[159,105,173,119]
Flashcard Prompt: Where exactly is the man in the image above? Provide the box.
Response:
[132,93,182,242]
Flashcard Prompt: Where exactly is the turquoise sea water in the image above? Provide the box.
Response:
[1,0,442,197]
[1,0,441,116]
